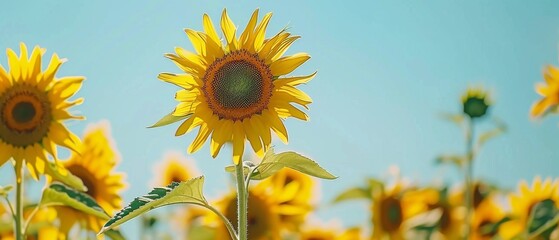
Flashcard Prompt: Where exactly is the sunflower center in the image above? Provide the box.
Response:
[12,102,36,123]
[203,50,273,121]
[379,196,403,232]
[66,164,98,198]
[0,84,51,147]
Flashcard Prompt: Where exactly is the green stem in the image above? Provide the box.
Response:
[2,196,16,221]
[463,118,475,240]
[235,161,248,240]
[14,166,24,240]
[23,205,39,234]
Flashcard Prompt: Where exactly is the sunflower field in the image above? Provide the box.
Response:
[0,1,559,240]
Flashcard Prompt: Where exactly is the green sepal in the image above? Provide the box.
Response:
[250,149,337,180]
[148,112,191,128]
[99,176,208,234]
[435,154,465,167]
[332,187,371,203]
[40,182,109,219]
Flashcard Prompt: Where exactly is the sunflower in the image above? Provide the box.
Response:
[152,151,199,187]
[156,9,314,164]
[253,168,315,231]
[531,65,559,118]
[0,43,84,180]
[371,181,418,240]
[52,121,125,235]
[213,188,281,240]
[299,225,363,240]
[461,87,491,119]
[500,176,559,239]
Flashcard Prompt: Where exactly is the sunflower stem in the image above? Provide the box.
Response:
[14,166,24,240]
[235,161,248,240]
[463,118,475,240]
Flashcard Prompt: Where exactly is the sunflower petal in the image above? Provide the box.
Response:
[51,76,84,100]
[158,73,201,90]
[263,110,288,143]
[165,53,205,75]
[232,121,245,164]
[28,46,43,81]
[274,103,309,121]
[210,120,232,158]
[220,9,238,51]
[184,29,207,56]
[40,54,66,89]
[274,72,316,87]
[270,53,310,76]
[187,120,213,154]
[253,12,273,52]
[531,97,559,118]
[243,118,264,157]
[203,14,221,47]
[7,48,21,80]
[175,116,203,136]
[240,9,259,49]
[251,115,271,151]
[269,36,300,62]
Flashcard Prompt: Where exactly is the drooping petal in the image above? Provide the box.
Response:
[232,121,245,164]
[274,72,316,87]
[210,120,232,158]
[251,115,271,151]
[158,73,201,90]
[187,119,213,154]
[263,109,288,143]
[243,118,264,157]
[270,53,310,76]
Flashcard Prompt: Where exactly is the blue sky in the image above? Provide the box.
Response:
[1,1,559,238]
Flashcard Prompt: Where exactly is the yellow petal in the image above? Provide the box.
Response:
[40,53,66,89]
[275,85,313,107]
[165,53,205,75]
[173,101,200,117]
[210,120,232,158]
[7,47,21,81]
[270,53,310,76]
[240,9,259,49]
[263,109,288,144]
[232,121,245,164]
[28,46,43,81]
[259,31,289,61]
[175,47,207,67]
[0,142,11,167]
[175,89,200,102]
[531,97,559,118]
[51,76,84,100]
[544,65,559,84]
[253,12,273,52]
[158,73,201,90]
[243,118,264,157]
[274,72,316,87]
[269,36,300,62]
[196,32,225,60]
[251,115,271,151]
[220,9,238,51]
[175,116,202,136]
[273,102,309,121]
[203,14,221,47]
[49,122,81,153]
[188,117,215,153]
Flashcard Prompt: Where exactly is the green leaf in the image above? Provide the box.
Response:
[251,149,337,180]
[0,185,13,197]
[44,161,87,192]
[104,229,126,240]
[148,112,191,128]
[477,117,507,147]
[332,187,371,203]
[40,182,108,219]
[478,216,510,237]
[100,176,208,234]
[435,154,465,167]
[527,199,558,237]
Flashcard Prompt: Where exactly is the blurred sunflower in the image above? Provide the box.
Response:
[299,225,363,240]
[0,207,59,240]
[152,151,199,187]
[52,122,125,235]
[0,43,84,180]
[253,168,315,231]
[531,65,559,118]
[157,9,314,163]
[461,87,491,119]
[471,198,507,240]
[371,181,416,240]
[213,188,281,240]
[500,176,559,239]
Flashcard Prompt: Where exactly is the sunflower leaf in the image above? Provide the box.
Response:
[104,229,126,240]
[0,185,13,197]
[251,149,337,180]
[99,176,208,235]
[40,182,109,219]
[332,187,371,203]
[477,117,507,147]
[526,199,559,238]
[44,161,87,192]
[435,154,465,167]
[148,112,191,128]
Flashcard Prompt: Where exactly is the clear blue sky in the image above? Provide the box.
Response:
[1,1,559,238]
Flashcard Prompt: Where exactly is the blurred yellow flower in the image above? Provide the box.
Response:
[0,207,58,240]
[461,87,491,119]
[531,65,559,118]
[53,121,126,236]
[253,168,315,231]
[471,198,506,240]
[158,9,314,163]
[299,225,363,240]
[0,43,84,180]
[500,176,559,239]
[152,151,198,187]
[371,181,416,240]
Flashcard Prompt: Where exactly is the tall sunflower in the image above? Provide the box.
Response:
[531,65,559,118]
[0,43,84,179]
[52,121,126,235]
[500,177,559,239]
[151,151,199,187]
[156,9,314,163]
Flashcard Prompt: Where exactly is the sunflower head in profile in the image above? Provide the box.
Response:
[152,151,199,187]
[371,181,416,240]
[52,121,126,235]
[253,168,315,231]
[0,43,84,180]
[156,9,314,164]
[531,65,559,118]
[461,87,491,119]
[500,176,559,239]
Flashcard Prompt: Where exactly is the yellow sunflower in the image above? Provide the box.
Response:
[531,65,559,118]
[152,151,199,187]
[500,176,559,239]
[371,181,417,240]
[461,87,491,119]
[0,43,84,180]
[299,225,363,240]
[253,168,315,231]
[52,121,126,235]
[156,9,314,164]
